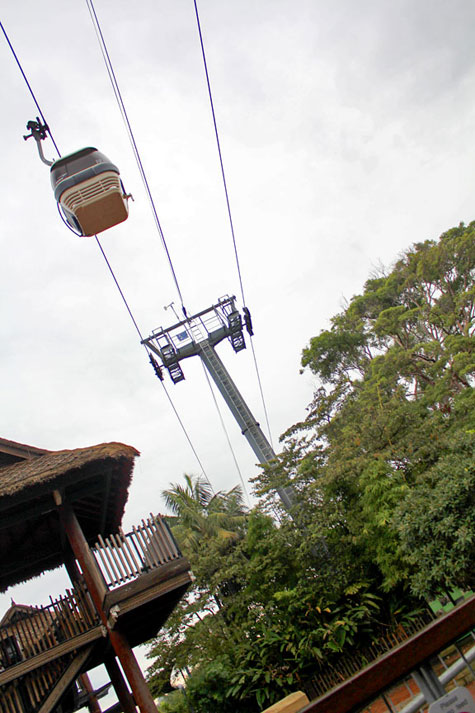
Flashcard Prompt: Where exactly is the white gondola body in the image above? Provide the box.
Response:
[50,148,129,236]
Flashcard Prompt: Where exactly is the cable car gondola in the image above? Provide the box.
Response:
[24,119,130,237]
[50,147,130,236]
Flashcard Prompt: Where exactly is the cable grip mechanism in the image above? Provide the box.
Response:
[23,117,54,166]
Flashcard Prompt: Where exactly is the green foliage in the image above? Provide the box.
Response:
[156,690,188,713]
[185,657,242,713]
[395,431,475,596]
[162,474,247,554]
[258,221,475,597]
[149,223,474,712]
[147,482,419,711]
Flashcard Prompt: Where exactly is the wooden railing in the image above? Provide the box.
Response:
[0,584,98,672]
[92,514,181,588]
[1,656,75,713]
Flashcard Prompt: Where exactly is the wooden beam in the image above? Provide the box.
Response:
[107,571,191,625]
[107,627,158,713]
[0,437,48,458]
[300,595,475,713]
[38,646,92,713]
[79,672,103,713]
[57,499,108,607]
[263,692,310,713]
[64,548,83,586]
[105,655,137,713]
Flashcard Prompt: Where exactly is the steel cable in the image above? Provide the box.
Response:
[193,0,274,448]
[1,17,209,484]
[0,22,60,157]
[85,0,188,316]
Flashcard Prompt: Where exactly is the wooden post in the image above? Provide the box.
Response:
[55,496,107,609]
[78,673,103,713]
[107,628,158,713]
[105,656,137,713]
[56,495,157,713]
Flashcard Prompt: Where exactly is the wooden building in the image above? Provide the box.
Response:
[1,602,112,712]
[0,437,192,713]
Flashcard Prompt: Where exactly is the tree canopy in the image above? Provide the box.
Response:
[258,221,474,595]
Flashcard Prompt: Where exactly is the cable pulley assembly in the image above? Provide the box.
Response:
[23,117,53,166]
[243,307,253,336]
[149,354,164,381]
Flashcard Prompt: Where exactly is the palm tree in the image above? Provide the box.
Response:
[162,474,247,554]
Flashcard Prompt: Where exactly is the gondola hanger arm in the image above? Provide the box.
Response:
[23,117,54,166]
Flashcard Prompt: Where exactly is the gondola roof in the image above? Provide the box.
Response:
[50,146,98,170]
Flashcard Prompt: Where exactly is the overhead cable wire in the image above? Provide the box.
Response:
[83,1,214,483]
[248,343,274,449]
[160,379,213,489]
[0,29,145,348]
[95,236,145,342]
[200,362,250,506]
[1,21,61,157]
[85,0,188,316]
[86,0,273,455]
[1,16,209,484]
[96,239,212,487]
[192,0,245,308]
[193,1,274,448]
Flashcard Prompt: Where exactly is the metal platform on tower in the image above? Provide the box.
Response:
[142,296,295,512]
[143,295,248,383]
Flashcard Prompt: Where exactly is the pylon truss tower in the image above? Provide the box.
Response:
[142,295,294,511]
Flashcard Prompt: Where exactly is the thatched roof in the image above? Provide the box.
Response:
[0,437,49,467]
[0,442,139,592]
[0,442,138,499]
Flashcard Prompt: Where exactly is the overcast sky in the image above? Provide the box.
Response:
[1,0,475,703]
